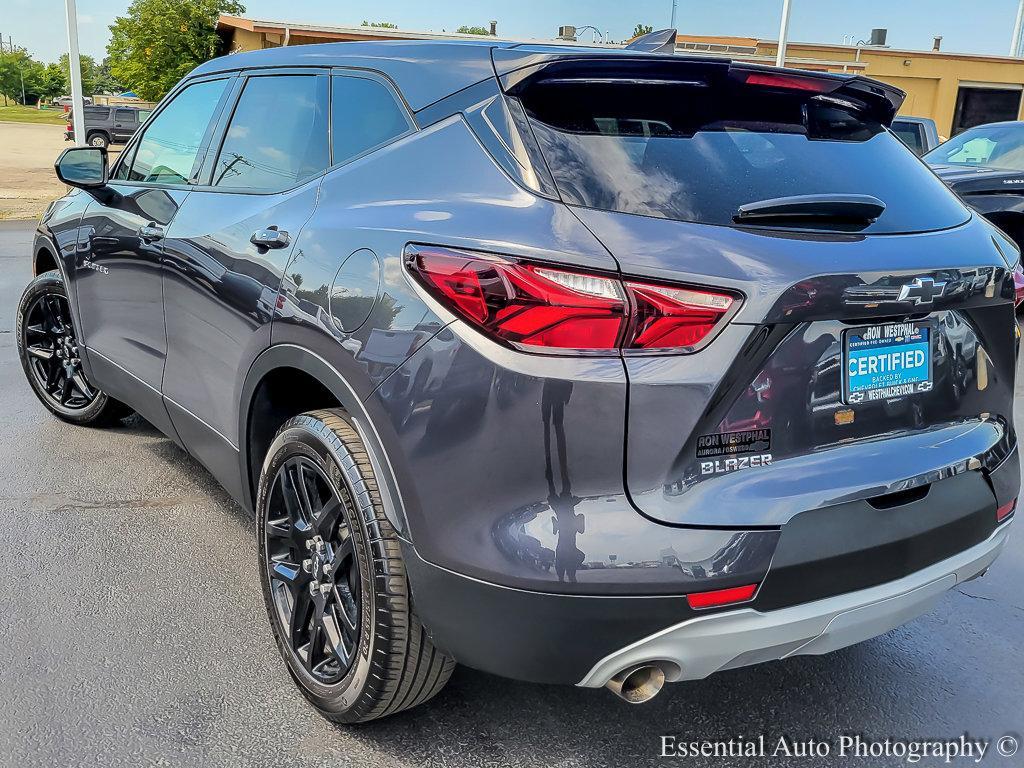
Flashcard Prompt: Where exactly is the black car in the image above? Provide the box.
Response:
[65,105,152,148]
[19,41,1020,722]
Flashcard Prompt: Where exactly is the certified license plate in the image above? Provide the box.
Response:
[844,321,933,404]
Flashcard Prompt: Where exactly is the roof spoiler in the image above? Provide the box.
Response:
[728,64,905,124]
[495,50,906,126]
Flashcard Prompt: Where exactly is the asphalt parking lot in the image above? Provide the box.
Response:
[1,218,1023,767]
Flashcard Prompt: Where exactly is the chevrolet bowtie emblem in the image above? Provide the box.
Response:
[897,277,946,305]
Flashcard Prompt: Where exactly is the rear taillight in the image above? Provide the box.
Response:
[1012,263,1024,307]
[997,498,1017,523]
[406,245,736,354]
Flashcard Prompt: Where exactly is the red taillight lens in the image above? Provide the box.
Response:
[686,583,758,610]
[407,246,736,353]
[997,498,1017,523]
[410,247,627,351]
[625,280,734,350]
[1012,264,1024,308]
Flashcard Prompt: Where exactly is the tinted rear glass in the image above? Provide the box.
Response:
[515,63,968,233]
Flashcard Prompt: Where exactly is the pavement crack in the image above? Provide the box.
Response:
[955,588,1024,614]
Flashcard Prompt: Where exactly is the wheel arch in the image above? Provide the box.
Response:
[239,344,409,536]
[33,241,59,277]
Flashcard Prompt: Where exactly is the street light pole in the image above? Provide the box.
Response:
[670,0,678,29]
[775,0,793,68]
[64,0,86,145]
[1012,0,1024,56]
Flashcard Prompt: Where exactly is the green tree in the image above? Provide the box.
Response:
[59,53,100,96]
[40,62,67,100]
[633,24,654,38]
[0,49,49,104]
[107,0,245,101]
[361,20,398,29]
[456,25,491,36]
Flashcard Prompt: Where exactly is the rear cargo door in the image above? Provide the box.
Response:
[504,54,1018,527]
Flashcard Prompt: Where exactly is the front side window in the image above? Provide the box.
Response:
[331,75,412,165]
[115,78,228,184]
[212,74,329,191]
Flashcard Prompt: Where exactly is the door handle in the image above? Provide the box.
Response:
[250,227,290,250]
[138,223,164,242]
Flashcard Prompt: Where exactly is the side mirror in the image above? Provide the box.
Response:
[55,146,108,189]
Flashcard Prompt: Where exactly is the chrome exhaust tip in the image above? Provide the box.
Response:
[605,664,666,704]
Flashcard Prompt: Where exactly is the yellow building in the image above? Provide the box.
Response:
[216,16,1024,137]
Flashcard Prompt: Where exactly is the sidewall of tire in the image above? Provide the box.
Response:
[17,271,122,426]
[257,416,383,721]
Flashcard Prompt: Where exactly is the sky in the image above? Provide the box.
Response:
[4,0,1024,64]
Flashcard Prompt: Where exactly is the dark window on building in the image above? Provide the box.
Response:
[212,74,329,191]
[952,86,1022,136]
[331,75,412,165]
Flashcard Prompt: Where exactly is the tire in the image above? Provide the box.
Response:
[86,132,109,148]
[257,409,454,723]
[17,270,131,426]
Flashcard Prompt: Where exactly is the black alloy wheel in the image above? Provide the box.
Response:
[22,290,97,411]
[265,455,361,684]
[17,270,131,426]
[257,411,454,722]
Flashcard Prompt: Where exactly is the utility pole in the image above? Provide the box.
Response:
[1012,0,1024,56]
[64,0,86,144]
[670,0,678,29]
[775,0,793,68]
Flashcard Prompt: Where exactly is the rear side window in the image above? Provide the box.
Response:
[331,75,412,164]
[212,74,329,191]
[891,121,925,155]
[115,108,135,122]
[513,61,969,234]
[115,78,228,184]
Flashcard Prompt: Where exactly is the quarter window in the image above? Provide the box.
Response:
[115,78,228,184]
[212,74,329,191]
[331,75,412,165]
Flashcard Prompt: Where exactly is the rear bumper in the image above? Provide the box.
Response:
[578,520,1011,687]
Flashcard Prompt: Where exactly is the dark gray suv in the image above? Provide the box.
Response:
[19,40,1020,721]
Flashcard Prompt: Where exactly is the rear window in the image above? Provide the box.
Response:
[513,61,968,233]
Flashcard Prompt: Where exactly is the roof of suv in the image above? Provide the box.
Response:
[190,39,521,111]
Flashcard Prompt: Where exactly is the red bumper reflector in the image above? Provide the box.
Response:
[997,498,1017,523]
[686,583,758,610]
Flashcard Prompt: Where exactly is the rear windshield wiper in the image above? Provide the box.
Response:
[734,194,886,224]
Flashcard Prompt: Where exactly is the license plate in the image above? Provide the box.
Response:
[843,321,933,404]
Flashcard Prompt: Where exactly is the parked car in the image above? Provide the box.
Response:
[20,41,1019,723]
[52,95,92,107]
[64,105,152,148]
[925,120,1024,304]
[891,115,940,155]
